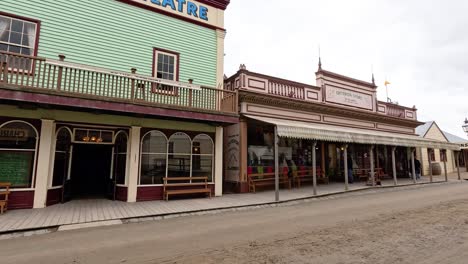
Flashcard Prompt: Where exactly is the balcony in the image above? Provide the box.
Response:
[0,51,238,122]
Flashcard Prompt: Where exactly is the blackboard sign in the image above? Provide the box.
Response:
[0,151,33,187]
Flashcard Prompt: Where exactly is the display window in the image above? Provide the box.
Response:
[0,120,38,188]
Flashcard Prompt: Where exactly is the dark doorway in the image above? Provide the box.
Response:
[70,144,113,199]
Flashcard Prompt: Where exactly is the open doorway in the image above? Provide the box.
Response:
[70,144,113,199]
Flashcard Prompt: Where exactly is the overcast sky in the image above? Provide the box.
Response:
[224,0,468,139]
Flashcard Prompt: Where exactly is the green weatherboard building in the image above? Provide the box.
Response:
[0,0,235,209]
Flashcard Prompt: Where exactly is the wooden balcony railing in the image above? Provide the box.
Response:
[386,104,406,118]
[268,80,305,100]
[0,51,238,115]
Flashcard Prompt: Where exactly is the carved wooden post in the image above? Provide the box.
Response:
[370,145,375,186]
[1,61,8,84]
[443,150,448,182]
[56,54,66,90]
[274,125,279,202]
[130,67,137,101]
[344,145,349,191]
[392,147,397,186]
[411,148,416,184]
[188,79,193,108]
[429,149,433,183]
[312,141,317,196]
[455,151,461,180]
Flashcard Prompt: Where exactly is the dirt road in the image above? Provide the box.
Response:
[2,182,468,264]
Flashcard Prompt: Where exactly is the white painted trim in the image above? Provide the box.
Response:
[49,126,73,188]
[33,119,55,208]
[0,120,39,189]
[139,130,168,185]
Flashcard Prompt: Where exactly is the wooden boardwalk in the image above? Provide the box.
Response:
[0,176,452,234]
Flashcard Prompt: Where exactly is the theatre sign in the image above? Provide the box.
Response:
[118,0,224,28]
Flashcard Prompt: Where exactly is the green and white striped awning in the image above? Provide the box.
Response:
[245,115,460,150]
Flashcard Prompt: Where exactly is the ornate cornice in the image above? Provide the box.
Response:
[197,0,230,10]
[239,90,423,128]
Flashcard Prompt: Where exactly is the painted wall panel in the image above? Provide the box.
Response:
[1,0,217,86]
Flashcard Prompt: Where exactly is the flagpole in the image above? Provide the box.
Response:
[386,83,389,102]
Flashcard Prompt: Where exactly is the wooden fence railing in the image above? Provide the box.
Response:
[0,51,238,114]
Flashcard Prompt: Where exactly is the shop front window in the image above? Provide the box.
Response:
[168,133,191,180]
[140,130,167,185]
[0,121,38,188]
[113,131,128,185]
[52,127,72,187]
[192,134,213,181]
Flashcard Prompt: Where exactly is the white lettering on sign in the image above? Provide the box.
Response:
[325,86,373,110]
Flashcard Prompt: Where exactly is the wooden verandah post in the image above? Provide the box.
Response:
[312,141,317,196]
[410,148,417,184]
[344,144,349,191]
[274,125,279,202]
[392,147,397,186]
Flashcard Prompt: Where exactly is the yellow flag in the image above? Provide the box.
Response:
[384,80,391,86]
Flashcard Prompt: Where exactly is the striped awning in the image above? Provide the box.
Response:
[245,115,460,150]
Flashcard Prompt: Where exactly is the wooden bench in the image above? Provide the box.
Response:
[0,182,11,214]
[248,171,291,193]
[293,168,328,188]
[163,177,211,201]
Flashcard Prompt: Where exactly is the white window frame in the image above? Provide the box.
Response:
[49,126,73,188]
[0,14,38,56]
[138,130,169,186]
[154,50,178,82]
[192,134,214,183]
[113,130,129,187]
[0,120,39,191]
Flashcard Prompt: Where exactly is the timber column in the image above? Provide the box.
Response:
[33,119,55,208]
[215,126,224,196]
[127,126,141,202]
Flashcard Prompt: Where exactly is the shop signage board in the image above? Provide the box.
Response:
[325,86,373,110]
[0,151,32,187]
[120,0,223,28]
[460,143,468,149]
[0,128,28,141]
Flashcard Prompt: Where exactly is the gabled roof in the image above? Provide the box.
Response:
[415,121,434,137]
[416,121,468,143]
[443,131,468,143]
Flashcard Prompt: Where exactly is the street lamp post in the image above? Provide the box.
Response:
[462,118,468,176]
[463,118,468,135]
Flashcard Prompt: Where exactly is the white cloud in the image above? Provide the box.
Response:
[224,0,468,138]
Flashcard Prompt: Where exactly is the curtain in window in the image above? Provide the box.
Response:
[0,17,9,41]
[23,22,36,49]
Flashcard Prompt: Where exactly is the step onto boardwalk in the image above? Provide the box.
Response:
[0,176,458,236]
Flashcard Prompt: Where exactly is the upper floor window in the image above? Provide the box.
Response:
[0,14,37,56]
[154,48,179,81]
